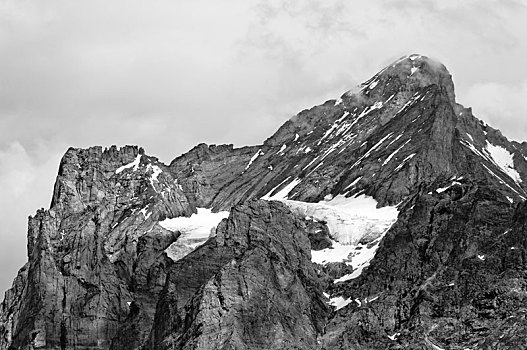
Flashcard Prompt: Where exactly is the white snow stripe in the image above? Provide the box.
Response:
[116,154,141,174]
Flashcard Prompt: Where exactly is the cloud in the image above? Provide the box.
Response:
[0,141,61,293]
[461,80,527,142]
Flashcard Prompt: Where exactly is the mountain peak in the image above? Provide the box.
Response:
[388,54,450,78]
[354,53,456,104]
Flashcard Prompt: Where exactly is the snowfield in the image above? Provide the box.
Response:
[274,193,399,284]
[160,208,230,262]
[485,141,522,184]
[280,194,398,245]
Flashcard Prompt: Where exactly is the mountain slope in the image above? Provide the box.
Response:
[2,54,527,349]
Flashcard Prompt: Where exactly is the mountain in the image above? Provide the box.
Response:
[3,54,527,349]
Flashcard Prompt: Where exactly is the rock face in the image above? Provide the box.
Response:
[3,54,527,349]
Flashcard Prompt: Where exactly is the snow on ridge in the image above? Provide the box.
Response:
[382,139,411,166]
[386,134,403,148]
[318,111,350,145]
[116,154,141,174]
[150,165,162,181]
[394,153,416,172]
[395,91,422,115]
[385,94,396,104]
[481,163,525,199]
[461,139,487,159]
[351,132,394,168]
[344,176,362,190]
[245,149,264,170]
[462,139,524,197]
[161,208,230,262]
[436,181,461,193]
[262,178,302,200]
[347,102,383,129]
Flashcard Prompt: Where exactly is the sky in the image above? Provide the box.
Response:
[1,0,526,295]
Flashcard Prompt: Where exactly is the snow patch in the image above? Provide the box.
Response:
[330,235,387,282]
[485,141,522,184]
[282,194,398,246]
[349,102,383,128]
[328,296,352,310]
[278,144,287,154]
[435,181,461,193]
[150,165,162,181]
[463,140,524,197]
[116,154,141,174]
[481,163,525,198]
[382,139,410,166]
[385,94,396,103]
[140,207,151,220]
[262,178,302,200]
[282,195,398,280]
[387,333,400,341]
[344,176,362,190]
[312,240,356,265]
[394,153,416,172]
[352,133,394,168]
[147,164,163,190]
[368,295,379,302]
[386,134,403,148]
[161,208,230,262]
[318,112,350,144]
[245,149,264,170]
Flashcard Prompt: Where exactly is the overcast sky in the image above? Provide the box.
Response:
[1,0,526,294]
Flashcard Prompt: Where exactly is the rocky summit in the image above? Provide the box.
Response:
[3,54,527,350]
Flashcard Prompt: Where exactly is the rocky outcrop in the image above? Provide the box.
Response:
[320,180,527,349]
[3,54,527,349]
[146,200,329,350]
[1,146,195,349]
